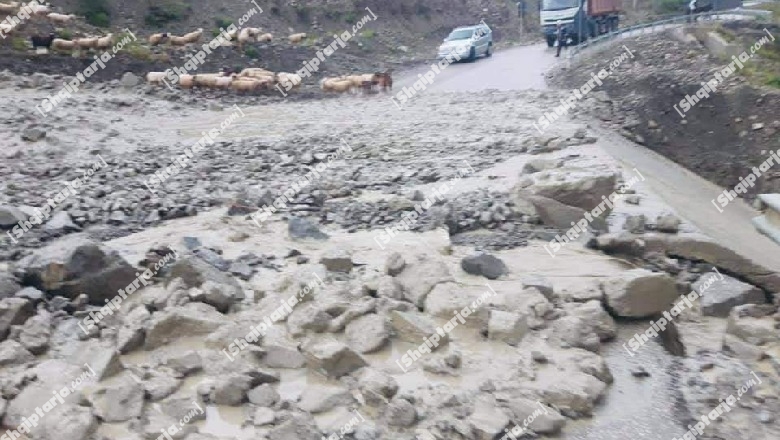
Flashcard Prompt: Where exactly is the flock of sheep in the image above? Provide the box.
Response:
[146,68,303,92]
[1,1,394,96]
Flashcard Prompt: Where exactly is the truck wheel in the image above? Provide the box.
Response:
[468,46,476,61]
[546,36,555,47]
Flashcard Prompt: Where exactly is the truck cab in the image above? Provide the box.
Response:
[540,0,621,47]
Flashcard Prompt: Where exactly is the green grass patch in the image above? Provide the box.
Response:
[145,1,191,27]
[11,37,27,51]
[78,0,111,27]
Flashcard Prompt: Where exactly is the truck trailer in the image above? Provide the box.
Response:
[540,0,622,47]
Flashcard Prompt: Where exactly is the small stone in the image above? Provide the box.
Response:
[461,253,508,280]
[631,366,650,378]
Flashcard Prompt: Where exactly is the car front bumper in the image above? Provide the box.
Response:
[437,45,472,60]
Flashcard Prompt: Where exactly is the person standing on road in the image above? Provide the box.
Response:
[555,21,566,57]
[688,0,698,22]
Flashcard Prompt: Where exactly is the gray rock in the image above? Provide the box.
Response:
[656,213,681,233]
[301,337,368,378]
[385,398,417,427]
[0,206,26,230]
[461,253,508,280]
[16,234,137,304]
[385,252,406,276]
[395,256,452,307]
[0,340,33,366]
[487,310,528,346]
[19,312,51,354]
[142,368,182,401]
[120,72,140,87]
[390,311,449,349]
[522,275,555,300]
[602,269,679,318]
[345,313,390,354]
[166,257,243,307]
[358,368,398,406]
[0,297,33,340]
[259,344,307,369]
[145,303,227,349]
[469,397,511,439]
[14,286,43,302]
[247,384,279,407]
[253,407,276,426]
[623,214,646,234]
[0,272,21,300]
[522,194,608,231]
[162,350,202,376]
[21,127,46,142]
[88,374,144,422]
[43,211,80,234]
[211,374,254,405]
[188,280,245,313]
[268,413,321,440]
[298,384,355,413]
[522,158,562,174]
[38,404,97,440]
[193,248,230,272]
[503,398,566,435]
[117,305,150,353]
[530,171,617,211]
[695,274,765,317]
[319,250,354,273]
[288,217,329,240]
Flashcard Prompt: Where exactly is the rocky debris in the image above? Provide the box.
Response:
[193,247,230,272]
[15,234,137,304]
[385,252,406,276]
[521,275,555,301]
[162,351,202,376]
[289,217,329,240]
[469,396,511,439]
[0,272,21,300]
[38,404,97,440]
[358,368,399,406]
[301,337,368,378]
[298,384,355,413]
[385,398,418,427]
[695,274,765,317]
[529,170,618,212]
[168,256,240,291]
[656,213,681,233]
[390,311,449,349]
[460,253,508,280]
[487,310,528,346]
[21,127,46,142]
[87,374,145,422]
[319,250,354,273]
[523,158,563,174]
[345,313,390,354]
[394,256,453,307]
[0,206,26,230]
[602,269,679,318]
[210,373,255,405]
[258,344,307,369]
[0,340,34,366]
[624,214,647,234]
[528,371,607,417]
[18,311,51,354]
[253,407,276,426]
[247,384,280,407]
[142,368,182,401]
[268,413,322,440]
[117,305,151,353]
[145,303,227,349]
[43,211,80,234]
[522,194,608,231]
[503,398,565,435]
[0,297,33,340]
[726,304,779,346]
[188,280,245,314]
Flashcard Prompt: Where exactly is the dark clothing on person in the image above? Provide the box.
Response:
[555,27,566,57]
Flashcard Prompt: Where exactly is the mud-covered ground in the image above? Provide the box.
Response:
[549,22,780,202]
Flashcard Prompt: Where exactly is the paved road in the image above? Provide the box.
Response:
[399,40,780,275]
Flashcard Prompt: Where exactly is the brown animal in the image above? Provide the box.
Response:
[288,33,306,44]
[373,70,393,91]
[169,35,189,46]
[75,36,99,49]
[51,38,77,51]
[148,33,169,46]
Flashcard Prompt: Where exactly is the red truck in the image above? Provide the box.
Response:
[540,0,622,46]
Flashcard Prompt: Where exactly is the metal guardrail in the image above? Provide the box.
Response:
[567,8,772,59]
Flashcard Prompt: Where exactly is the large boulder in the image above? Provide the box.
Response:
[522,194,608,231]
[390,311,449,349]
[394,255,453,307]
[86,374,145,422]
[487,310,528,346]
[694,274,765,317]
[461,253,508,280]
[602,269,679,318]
[527,169,618,211]
[145,303,227,349]
[726,304,779,346]
[15,234,137,304]
[301,337,367,378]
[166,257,244,311]
[345,313,390,354]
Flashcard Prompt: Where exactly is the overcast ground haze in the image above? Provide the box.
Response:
[0,2,780,440]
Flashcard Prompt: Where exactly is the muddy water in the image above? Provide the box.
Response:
[562,322,684,439]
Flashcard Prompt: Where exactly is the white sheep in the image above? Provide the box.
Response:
[95,33,113,49]
[47,13,77,24]
[288,33,306,44]
[145,72,168,85]
[51,38,77,51]
[0,2,19,13]
[257,33,273,42]
[148,33,168,46]
[182,28,203,43]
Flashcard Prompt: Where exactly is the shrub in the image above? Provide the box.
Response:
[344,11,356,24]
[656,0,687,15]
[362,29,376,39]
[11,37,27,51]
[214,17,232,29]
[295,5,311,22]
[78,0,111,27]
[145,1,191,26]
[57,29,73,40]
[244,46,259,58]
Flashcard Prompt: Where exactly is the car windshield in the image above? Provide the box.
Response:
[446,29,474,41]
[542,0,579,11]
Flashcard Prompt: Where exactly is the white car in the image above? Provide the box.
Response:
[437,23,493,61]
